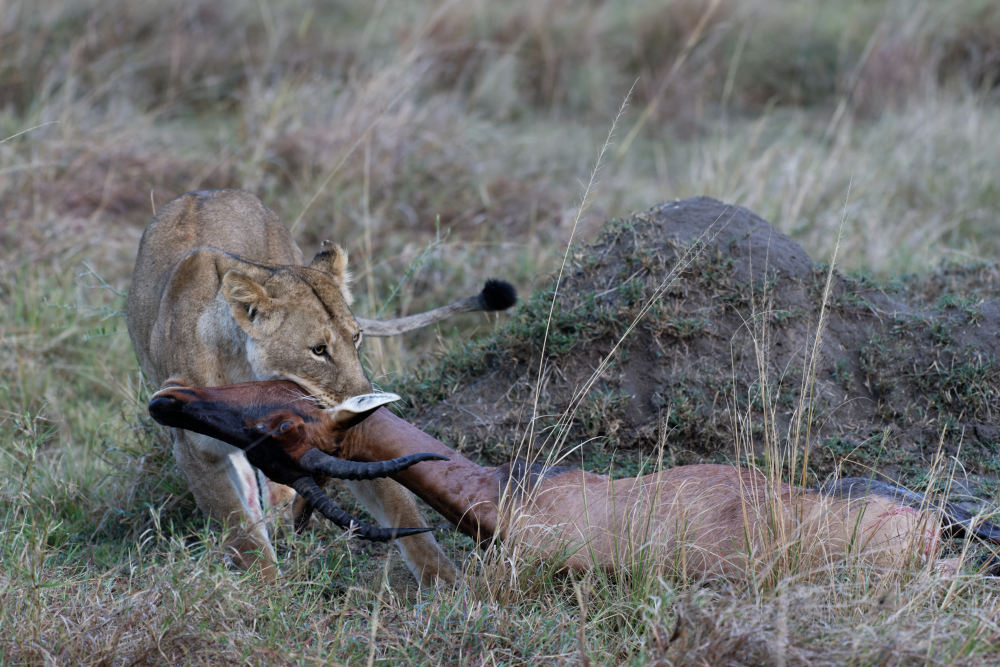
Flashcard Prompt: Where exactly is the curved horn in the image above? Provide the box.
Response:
[290,477,432,542]
[297,448,448,480]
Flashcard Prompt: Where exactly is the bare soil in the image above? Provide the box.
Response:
[402,197,1000,503]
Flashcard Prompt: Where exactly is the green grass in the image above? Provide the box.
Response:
[4,0,1000,663]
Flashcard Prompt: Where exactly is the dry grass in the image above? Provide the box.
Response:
[3,0,1000,663]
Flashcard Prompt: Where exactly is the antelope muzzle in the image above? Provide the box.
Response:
[148,379,447,542]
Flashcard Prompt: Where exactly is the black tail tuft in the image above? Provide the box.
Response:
[478,279,518,311]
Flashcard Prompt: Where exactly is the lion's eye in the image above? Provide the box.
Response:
[311,344,328,357]
[352,331,363,347]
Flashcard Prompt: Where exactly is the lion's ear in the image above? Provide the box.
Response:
[310,243,349,280]
[222,271,273,333]
[310,243,353,304]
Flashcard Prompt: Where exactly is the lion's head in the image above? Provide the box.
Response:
[220,244,372,405]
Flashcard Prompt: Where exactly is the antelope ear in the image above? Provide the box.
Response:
[222,271,273,333]
[327,392,400,429]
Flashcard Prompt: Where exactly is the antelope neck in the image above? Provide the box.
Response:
[341,409,505,542]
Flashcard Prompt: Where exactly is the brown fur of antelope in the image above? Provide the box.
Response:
[127,189,515,583]
[149,380,1000,580]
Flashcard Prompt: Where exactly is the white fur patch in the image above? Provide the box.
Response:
[245,337,266,377]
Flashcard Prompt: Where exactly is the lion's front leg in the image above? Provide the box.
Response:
[343,477,460,585]
[172,430,280,580]
[258,471,298,540]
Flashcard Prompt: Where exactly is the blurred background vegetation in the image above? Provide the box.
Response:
[2,1,1000,662]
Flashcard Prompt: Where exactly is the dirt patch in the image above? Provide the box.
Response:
[401,197,1000,499]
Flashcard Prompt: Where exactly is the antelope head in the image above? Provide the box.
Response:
[147,380,447,541]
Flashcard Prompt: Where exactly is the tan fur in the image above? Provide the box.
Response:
[126,189,457,583]
[510,466,941,578]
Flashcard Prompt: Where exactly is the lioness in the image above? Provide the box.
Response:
[127,189,514,583]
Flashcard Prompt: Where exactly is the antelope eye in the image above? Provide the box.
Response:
[311,344,328,357]
[278,420,293,434]
[255,423,268,432]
